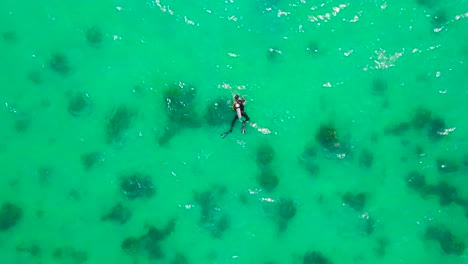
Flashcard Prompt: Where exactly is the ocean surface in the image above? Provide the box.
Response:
[1,0,468,263]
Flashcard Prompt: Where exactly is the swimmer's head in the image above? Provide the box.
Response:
[234,95,239,100]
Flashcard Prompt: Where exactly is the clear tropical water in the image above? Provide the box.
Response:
[1,0,468,263]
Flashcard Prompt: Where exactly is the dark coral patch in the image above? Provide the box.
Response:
[160,83,200,145]
[158,126,178,146]
[27,71,43,85]
[164,83,197,123]
[120,173,155,200]
[316,124,338,150]
[16,241,41,257]
[364,216,376,235]
[102,203,131,224]
[303,251,332,264]
[14,114,31,133]
[257,168,279,191]
[86,26,103,46]
[267,48,283,61]
[359,148,374,168]
[416,0,439,8]
[306,42,321,55]
[425,226,465,255]
[68,92,92,117]
[427,117,445,140]
[38,166,54,184]
[0,202,23,231]
[430,182,458,206]
[436,158,458,174]
[431,10,447,29]
[384,122,410,136]
[53,247,88,264]
[81,151,105,171]
[106,105,136,145]
[342,192,366,211]
[406,171,426,191]
[2,31,17,42]
[374,238,387,257]
[299,146,320,176]
[276,199,296,231]
[371,79,388,96]
[49,53,71,76]
[194,186,230,238]
[171,254,189,264]
[121,237,140,255]
[204,97,231,127]
[412,108,432,129]
[121,220,176,259]
[256,144,275,167]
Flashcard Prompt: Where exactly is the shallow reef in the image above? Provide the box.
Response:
[256,143,275,168]
[159,83,200,145]
[315,123,351,159]
[171,253,189,264]
[316,124,338,150]
[16,241,41,257]
[425,226,465,255]
[359,148,374,168]
[86,26,103,47]
[53,247,88,264]
[276,199,297,232]
[299,146,320,176]
[2,31,17,42]
[38,166,54,184]
[0,202,23,231]
[49,53,71,76]
[371,79,388,96]
[80,151,105,171]
[427,117,446,141]
[101,203,131,224]
[427,182,458,206]
[194,186,230,238]
[163,83,197,123]
[106,105,136,145]
[303,251,332,264]
[406,171,426,191]
[256,167,279,191]
[406,171,462,207]
[342,192,366,211]
[121,219,176,259]
[384,122,411,136]
[27,71,43,85]
[14,114,31,133]
[436,158,458,174]
[204,97,232,127]
[306,41,321,55]
[411,108,432,129]
[120,173,155,200]
[374,238,387,258]
[68,92,92,117]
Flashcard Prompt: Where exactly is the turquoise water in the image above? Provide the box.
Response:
[1,0,468,263]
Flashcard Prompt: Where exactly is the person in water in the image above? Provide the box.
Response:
[221,95,250,138]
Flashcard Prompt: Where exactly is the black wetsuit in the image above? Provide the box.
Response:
[225,99,250,135]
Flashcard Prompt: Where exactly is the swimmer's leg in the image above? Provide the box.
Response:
[241,112,250,134]
[221,115,239,138]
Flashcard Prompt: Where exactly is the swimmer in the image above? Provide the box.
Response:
[221,95,250,138]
